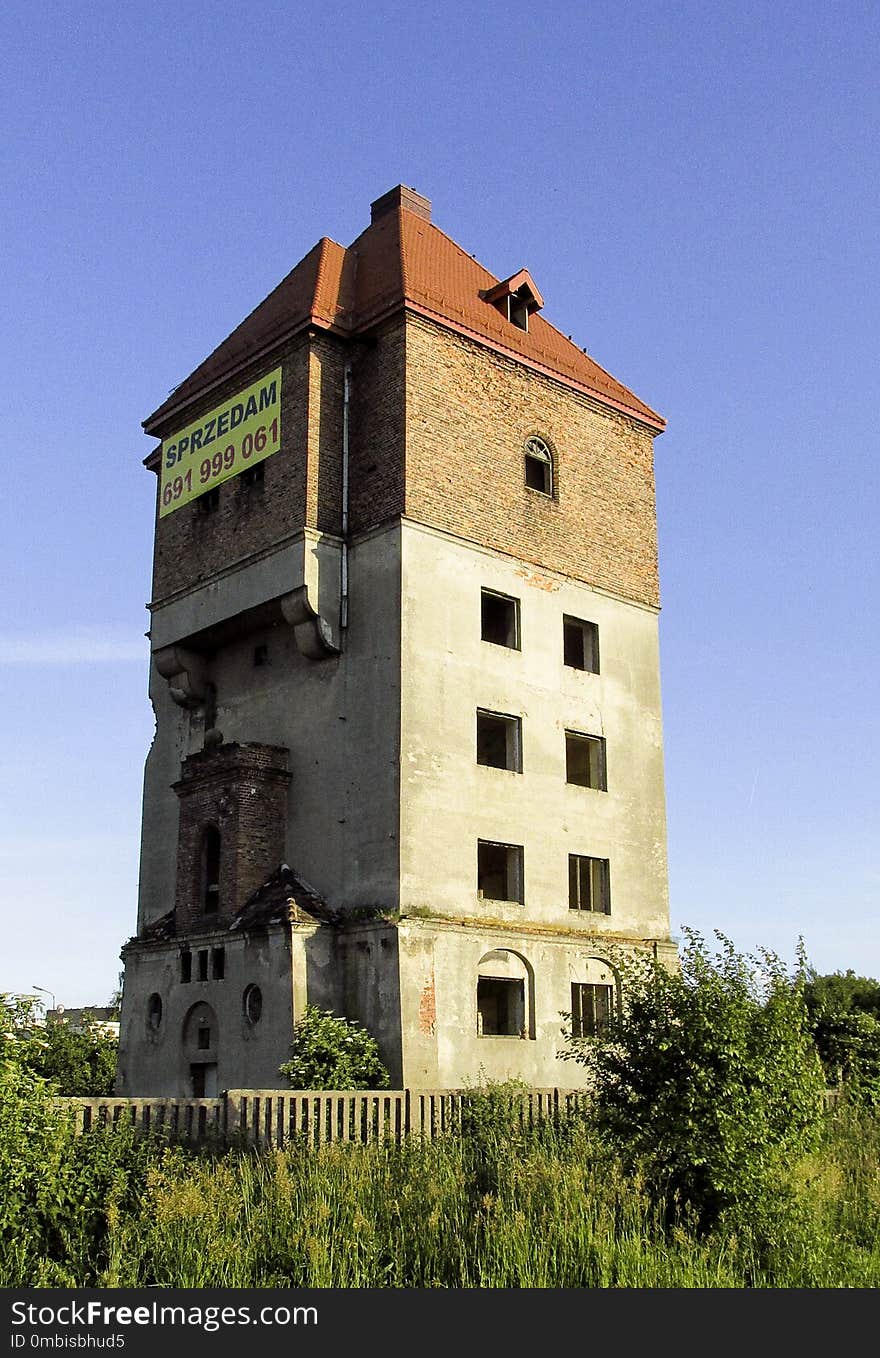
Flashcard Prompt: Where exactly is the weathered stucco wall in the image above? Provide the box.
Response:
[398,520,669,939]
[135,524,402,934]
[117,926,342,1097]
[395,919,666,1089]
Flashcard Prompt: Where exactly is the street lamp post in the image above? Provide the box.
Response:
[32,985,56,1015]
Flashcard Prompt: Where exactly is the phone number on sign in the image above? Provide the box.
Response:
[161,418,279,508]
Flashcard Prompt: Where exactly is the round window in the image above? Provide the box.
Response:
[243,984,263,1024]
[147,993,163,1031]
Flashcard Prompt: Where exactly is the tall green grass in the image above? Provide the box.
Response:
[4,1103,880,1287]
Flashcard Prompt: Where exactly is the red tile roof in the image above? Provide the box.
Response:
[144,190,663,434]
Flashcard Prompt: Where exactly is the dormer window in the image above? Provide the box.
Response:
[508,292,530,331]
[481,270,544,334]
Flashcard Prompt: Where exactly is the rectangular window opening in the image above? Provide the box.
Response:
[196,487,220,515]
[568,855,611,913]
[196,1027,211,1051]
[478,977,525,1036]
[476,710,522,771]
[180,951,192,984]
[477,840,524,904]
[211,947,225,980]
[565,731,607,790]
[507,295,529,332]
[197,950,209,982]
[563,616,599,673]
[571,982,614,1038]
[481,589,520,649]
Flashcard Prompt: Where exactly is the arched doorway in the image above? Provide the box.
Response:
[182,1000,219,1096]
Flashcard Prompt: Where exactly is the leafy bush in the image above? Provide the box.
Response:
[804,969,880,1021]
[0,998,74,1280]
[3,995,117,1097]
[804,970,880,1107]
[278,1006,390,1090]
[560,930,826,1229]
[25,1020,117,1097]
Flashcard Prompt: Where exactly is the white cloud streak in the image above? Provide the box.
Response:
[0,626,146,665]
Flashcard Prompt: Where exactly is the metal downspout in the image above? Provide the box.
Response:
[341,362,351,631]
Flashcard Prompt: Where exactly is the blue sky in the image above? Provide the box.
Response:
[1,0,877,1006]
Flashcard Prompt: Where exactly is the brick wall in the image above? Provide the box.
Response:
[173,742,290,934]
[403,316,660,609]
[147,310,659,611]
[305,333,345,535]
[348,319,406,535]
[150,338,312,606]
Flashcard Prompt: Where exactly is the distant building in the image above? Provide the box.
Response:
[117,185,674,1097]
[48,1007,120,1039]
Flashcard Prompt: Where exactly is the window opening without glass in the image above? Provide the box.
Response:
[480,589,520,649]
[476,710,522,771]
[569,855,611,913]
[477,840,524,903]
[202,826,221,913]
[524,436,553,495]
[478,977,525,1036]
[563,615,599,672]
[571,982,614,1038]
[565,731,607,789]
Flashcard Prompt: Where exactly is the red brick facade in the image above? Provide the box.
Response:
[148,311,658,617]
[403,317,660,608]
[172,742,290,934]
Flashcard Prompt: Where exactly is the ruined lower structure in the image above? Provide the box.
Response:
[117,185,675,1096]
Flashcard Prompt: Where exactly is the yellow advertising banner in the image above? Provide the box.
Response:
[159,367,282,517]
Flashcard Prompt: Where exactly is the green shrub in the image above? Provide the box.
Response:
[0,995,155,1285]
[278,1006,390,1090]
[804,969,880,1107]
[25,1021,117,1097]
[811,1011,880,1108]
[560,931,826,1230]
[3,995,117,1097]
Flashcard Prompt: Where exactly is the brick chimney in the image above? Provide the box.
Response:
[370,184,431,223]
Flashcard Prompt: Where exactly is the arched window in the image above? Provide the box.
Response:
[147,993,163,1031]
[202,825,221,913]
[524,436,553,496]
[569,957,620,1038]
[476,949,535,1039]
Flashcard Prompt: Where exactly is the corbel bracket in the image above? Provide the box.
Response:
[153,644,208,708]
[280,586,340,659]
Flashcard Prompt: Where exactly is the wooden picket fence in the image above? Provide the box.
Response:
[56,1087,591,1148]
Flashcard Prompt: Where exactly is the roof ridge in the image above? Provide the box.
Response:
[143,195,664,434]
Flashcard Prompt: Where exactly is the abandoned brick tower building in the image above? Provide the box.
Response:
[117,185,675,1097]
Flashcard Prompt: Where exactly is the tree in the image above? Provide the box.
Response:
[560,931,826,1229]
[4,998,117,1097]
[27,1020,118,1098]
[803,969,880,1022]
[278,1006,391,1090]
[0,996,76,1269]
[803,969,880,1106]
[106,975,124,1020]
